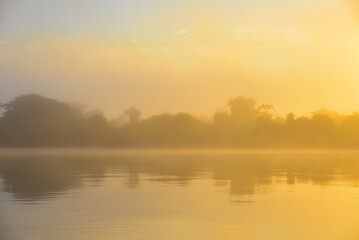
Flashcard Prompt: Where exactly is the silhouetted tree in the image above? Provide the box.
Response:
[228,97,257,130]
[1,93,359,148]
[124,107,141,124]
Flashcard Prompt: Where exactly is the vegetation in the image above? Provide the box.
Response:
[1,94,359,148]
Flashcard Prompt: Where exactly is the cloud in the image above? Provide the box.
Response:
[235,28,307,44]
[173,28,195,39]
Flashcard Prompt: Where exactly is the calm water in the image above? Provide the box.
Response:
[1,149,359,240]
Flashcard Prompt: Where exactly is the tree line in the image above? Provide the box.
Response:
[1,93,359,148]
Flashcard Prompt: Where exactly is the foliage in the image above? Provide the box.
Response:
[0,94,356,148]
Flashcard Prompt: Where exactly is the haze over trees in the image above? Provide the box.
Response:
[1,93,359,148]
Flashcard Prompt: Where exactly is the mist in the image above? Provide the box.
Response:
[1,93,359,149]
[2,0,359,118]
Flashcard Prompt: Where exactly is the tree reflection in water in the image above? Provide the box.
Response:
[0,150,359,201]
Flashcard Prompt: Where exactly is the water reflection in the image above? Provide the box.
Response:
[1,149,359,201]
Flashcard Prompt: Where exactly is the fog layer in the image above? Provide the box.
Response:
[1,94,359,148]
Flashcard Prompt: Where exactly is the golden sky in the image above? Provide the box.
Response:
[1,0,359,117]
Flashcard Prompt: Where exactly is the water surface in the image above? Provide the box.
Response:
[1,149,359,240]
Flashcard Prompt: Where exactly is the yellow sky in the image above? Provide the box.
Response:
[1,0,359,118]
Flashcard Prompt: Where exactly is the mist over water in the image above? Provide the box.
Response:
[2,1,359,239]
[1,149,359,240]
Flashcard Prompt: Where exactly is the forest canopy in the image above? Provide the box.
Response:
[1,94,359,148]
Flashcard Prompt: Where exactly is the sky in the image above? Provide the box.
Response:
[1,0,359,118]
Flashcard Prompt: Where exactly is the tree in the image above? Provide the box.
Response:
[124,107,141,124]
[228,96,257,130]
